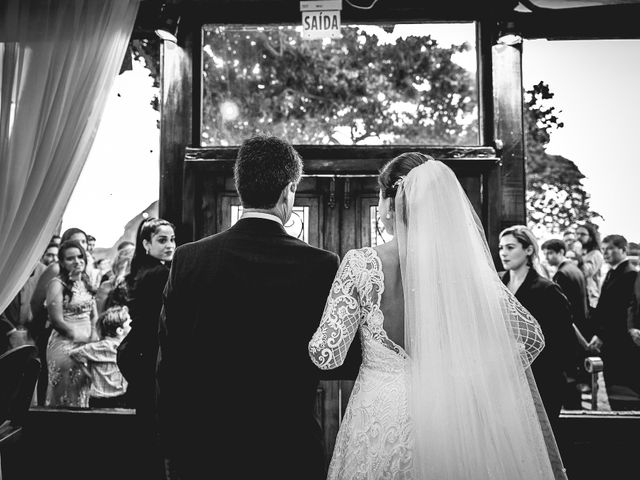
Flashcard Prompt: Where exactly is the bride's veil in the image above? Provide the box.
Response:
[395,160,567,479]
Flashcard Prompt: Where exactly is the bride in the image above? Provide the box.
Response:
[308,153,567,479]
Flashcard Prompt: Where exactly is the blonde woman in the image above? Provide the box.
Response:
[95,244,135,314]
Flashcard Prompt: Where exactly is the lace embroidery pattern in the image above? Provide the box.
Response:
[309,247,406,370]
[497,281,545,368]
[309,247,412,479]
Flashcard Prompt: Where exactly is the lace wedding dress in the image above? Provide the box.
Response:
[310,247,412,479]
[309,246,565,480]
[310,160,566,480]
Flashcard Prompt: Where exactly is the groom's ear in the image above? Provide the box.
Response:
[279,182,293,202]
[283,182,296,197]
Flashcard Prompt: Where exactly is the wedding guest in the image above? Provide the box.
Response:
[45,240,97,408]
[565,249,584,270]
[117,217,175,479]
[31,228,90,322]
[117,240,135,251]
[70,305,131,409]
[1,261,45,354]
[563,229,578,253]
[86,235,96,254]
[95,257,111,276]
[85,236,101,290]
[588,235,640,409]
[30,227,89,404]
[41,243,59,266]
[542,238,590,407]
[576,222,604,319]
[0,260,47,349]
[628,273,640,347]
[95,244,134,314]
[500,226,576,435]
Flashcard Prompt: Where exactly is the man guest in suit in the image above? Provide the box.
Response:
[542,238,590,407]
[157,135,340,479]
[588,234,640,409]
[628,273,640,347]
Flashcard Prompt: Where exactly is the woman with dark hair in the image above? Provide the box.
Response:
[575,222,604,320]
[31,228,89,320]
[499,225,576,439]
[30,228,89,404]
[117,217,175,477]
[45,240,97,407]
[310,156,567,479]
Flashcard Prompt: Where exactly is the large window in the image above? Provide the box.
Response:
[201,23,478,146]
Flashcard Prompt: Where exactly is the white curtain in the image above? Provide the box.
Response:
[0,0,139,313]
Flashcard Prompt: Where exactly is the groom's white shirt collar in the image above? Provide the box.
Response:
[240,211,283,226]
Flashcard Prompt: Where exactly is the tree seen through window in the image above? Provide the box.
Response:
[201,23,479,146]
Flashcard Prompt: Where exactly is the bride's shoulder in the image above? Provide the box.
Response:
[372,242,398,265]
[341,247,382,271]
[344,246,374,260]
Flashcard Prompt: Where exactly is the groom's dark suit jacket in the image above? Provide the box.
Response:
[157,218,340,479]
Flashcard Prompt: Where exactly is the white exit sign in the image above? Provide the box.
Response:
[300,0,342,40]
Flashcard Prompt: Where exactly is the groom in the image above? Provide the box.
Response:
[157,135,340,479]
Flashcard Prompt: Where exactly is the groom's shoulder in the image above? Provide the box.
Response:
[291,238,339,266]
[173,230,229,258]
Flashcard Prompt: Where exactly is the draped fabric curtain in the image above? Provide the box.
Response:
[0,0,139,313]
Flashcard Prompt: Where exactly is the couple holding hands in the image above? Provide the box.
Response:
[157,135,567,479]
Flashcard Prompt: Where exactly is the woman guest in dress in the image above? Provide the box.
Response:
[310,155,567,480]
[45,240,98,408]
[117,217,175,478]
[499,226,576,439]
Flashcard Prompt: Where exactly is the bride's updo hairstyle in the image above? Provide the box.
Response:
[378,153,432,223]
[378,152,432,199]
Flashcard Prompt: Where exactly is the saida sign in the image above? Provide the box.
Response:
[300,0,342,40]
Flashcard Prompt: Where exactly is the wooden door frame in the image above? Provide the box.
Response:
[158,13,522,268]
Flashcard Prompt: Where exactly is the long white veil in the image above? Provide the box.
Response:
[396,161,567,479]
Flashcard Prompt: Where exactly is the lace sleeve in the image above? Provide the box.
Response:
[499,282,545,368]
[309,250,362,370]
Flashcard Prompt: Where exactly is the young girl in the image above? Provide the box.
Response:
[70,305,131,408]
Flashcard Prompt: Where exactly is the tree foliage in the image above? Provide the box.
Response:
[524,82,601,235]
[130,37,161,112]
[201,26,478,145]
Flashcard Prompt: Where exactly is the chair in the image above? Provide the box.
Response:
[0,345,41,480]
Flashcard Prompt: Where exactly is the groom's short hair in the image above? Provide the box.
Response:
[234,135,303,209]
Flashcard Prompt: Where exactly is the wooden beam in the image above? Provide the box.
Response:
[159,33,194,243]
[493,41,525,229]
[186,145,497,161]
[513,5,640,41]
